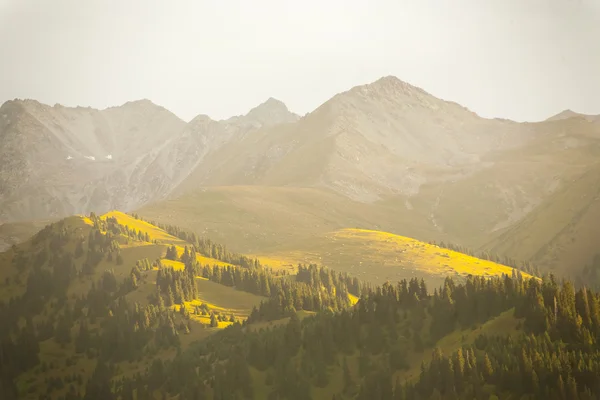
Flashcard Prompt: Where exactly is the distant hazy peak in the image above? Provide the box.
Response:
[119,99,157,108]
[188,114,217,126]
[246,97,296,117]
[359,75,432,96]
[254,97,289,111]
[1,98,176,118]
[316,75,478,120]
[221,97,300,128]
[546,109,598,122]
[1,98,45,111]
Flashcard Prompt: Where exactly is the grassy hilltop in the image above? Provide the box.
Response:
[257,228,534,289]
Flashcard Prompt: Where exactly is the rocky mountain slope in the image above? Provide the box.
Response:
[0,97,298,224]
[173,76,535,201]
[145,77,600,276]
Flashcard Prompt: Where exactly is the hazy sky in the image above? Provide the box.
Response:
[0,0,598,122]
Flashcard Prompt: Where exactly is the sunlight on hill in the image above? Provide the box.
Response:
[101,210,187,245]
[335,228,534,278]
[172,244,233,267]
[79,215,94,226]
[100,211,235,267]
[261,228,535,287]
[161,259,186,270]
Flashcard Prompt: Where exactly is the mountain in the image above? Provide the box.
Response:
[0,99,185,221]
[172,76,533,201]
[141,77,600,278]
[3,76,600,278]
[546,109,599,122]
[484,162,600,276]
[0,97,299,224]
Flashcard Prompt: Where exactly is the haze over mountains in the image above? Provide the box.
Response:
[1,75,599,276]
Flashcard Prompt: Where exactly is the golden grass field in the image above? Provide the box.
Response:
[138,186,440,255]
[258,228,534,288]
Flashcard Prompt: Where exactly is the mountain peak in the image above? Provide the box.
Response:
[546,109,597,122]
[118,99,162,110]
[364,75,432,97]
[241,97,299,126]
[248,97,289,114]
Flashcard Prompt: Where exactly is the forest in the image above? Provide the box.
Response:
[1,214,600,400]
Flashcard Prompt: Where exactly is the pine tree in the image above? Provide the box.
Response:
[342,357,355,394]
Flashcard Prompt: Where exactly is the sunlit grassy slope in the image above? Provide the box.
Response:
[102,210,188,245]
[138,186,440,255]
[260,228,534,288]
[100,210,232,267]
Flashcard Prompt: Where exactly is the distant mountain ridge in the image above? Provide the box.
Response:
[546,109,599,122]
[0,96,299,223]
[2,76,600,278]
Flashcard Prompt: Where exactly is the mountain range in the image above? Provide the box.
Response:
[1,76,599,278]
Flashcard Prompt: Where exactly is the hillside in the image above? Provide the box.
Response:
[172,76,533,201]
[0,218,55,252]
[3,210,597,400]
[484,163,600,279]
[113,270,600,400]
[0,97,298,223]
[0,211,272,399]
[138,185,448,256]
[0,99,186,222]
[258,228,534,288]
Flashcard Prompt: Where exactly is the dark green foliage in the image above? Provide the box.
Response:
[126,271,600,399]
[6,213,600,400]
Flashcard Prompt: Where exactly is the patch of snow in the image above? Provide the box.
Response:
[66,155,73,160]
[84,156,96,161]
[106,154,112,160]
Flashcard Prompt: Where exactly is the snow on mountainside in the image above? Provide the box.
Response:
[0,96,298,222]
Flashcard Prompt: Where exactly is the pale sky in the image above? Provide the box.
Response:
[0,0,598,122]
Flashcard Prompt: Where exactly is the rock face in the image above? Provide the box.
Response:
[0,96,299,222]
[173,76,536,201]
